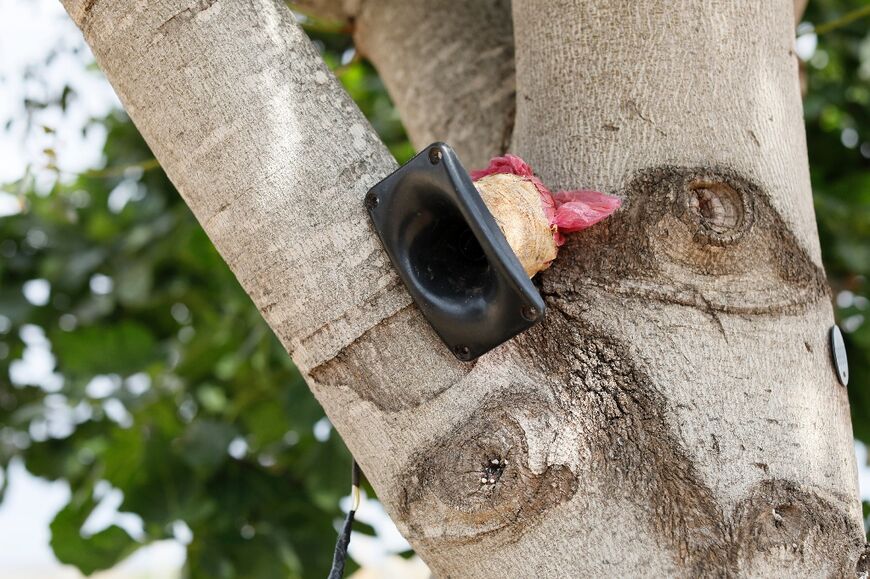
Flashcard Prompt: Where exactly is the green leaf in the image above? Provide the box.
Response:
[51,322,157,376]
[50,495,139,575]
[177,420,237,475]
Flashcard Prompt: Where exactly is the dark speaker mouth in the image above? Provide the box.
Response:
[406,202,493,301]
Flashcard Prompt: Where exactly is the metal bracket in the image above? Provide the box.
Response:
[831,325,849,387]
[365,143,545,361]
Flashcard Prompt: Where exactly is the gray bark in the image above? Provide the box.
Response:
[62,0,864,577]
[508,0,863,576]
[296,0,515,169]
[353,0,515,169]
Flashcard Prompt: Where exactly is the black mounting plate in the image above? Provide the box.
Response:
[365,143,545,361]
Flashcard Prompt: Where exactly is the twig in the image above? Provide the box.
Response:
[815,5,870,35]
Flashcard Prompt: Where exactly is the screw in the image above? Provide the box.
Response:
[453,345,472,361]
[364,191,378,210]
[428,147,442,164]
[521,305,539,321]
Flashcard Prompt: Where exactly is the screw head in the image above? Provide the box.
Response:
[428,147,442,164]
[364,191,378,210]
[453,344,472,361]
[521,305,540,321]
[830,325,849,387]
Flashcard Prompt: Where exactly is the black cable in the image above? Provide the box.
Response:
[327,460,361,579]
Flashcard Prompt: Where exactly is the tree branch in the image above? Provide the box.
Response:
[294,0,516,170]
[61,0,863,575]
[353,0,515,169]
[60,0,463,535]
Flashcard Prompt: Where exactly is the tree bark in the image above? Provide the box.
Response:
[62,0,863,577]
[294,0,516,170]
[507,0,863,576]
[352,0,515,169]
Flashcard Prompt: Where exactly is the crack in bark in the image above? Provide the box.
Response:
[308,303,472,412]
[624,98,668,136]
[300,274,404,352]
[158,0,219,36]
[499,94,516,156]
[68,0,101,31]
[81,0,98,17]
[518,303,733,574]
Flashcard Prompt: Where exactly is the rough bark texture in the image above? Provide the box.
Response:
[62,0,863,577]
[352,0,515,170]
[506,0,863,576]
[295,0,516,169]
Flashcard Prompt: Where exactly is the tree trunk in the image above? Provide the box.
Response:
[62,0,864,576]
[351,0,515,169]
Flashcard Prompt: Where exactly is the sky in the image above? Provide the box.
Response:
[0,1,866,578]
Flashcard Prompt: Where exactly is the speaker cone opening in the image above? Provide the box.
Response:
[406,201,493,302]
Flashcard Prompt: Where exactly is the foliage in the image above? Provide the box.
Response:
[1,109,365,576]
[0,2,868,577]
[803,0,870,443]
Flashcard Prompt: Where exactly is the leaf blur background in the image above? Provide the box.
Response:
[0,1,868,577]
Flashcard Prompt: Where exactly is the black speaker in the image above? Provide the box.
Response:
[365,143,545,361]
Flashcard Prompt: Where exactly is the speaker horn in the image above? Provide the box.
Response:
[365,143,545,361]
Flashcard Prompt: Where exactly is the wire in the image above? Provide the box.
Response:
[327,460,362,579]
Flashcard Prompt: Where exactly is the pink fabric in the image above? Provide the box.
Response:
[472,154,621,246]
[551,190,623,232]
